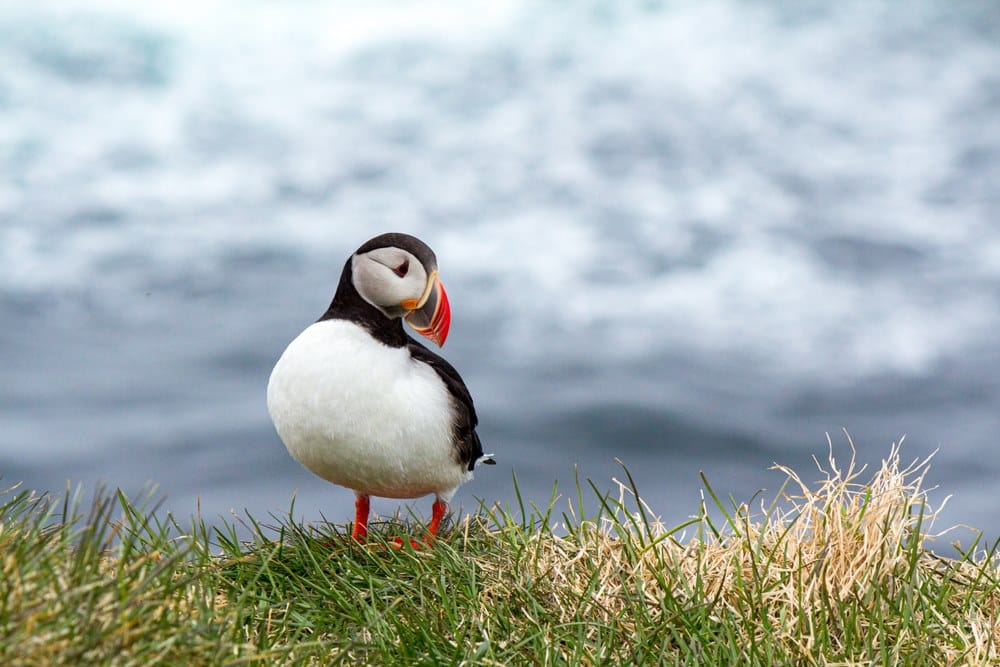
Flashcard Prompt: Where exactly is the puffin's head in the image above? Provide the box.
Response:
[350,233,451,347]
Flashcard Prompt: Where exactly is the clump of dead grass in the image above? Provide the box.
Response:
[504,438,1000,664]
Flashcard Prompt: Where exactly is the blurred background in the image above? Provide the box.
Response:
[2,0,998,546]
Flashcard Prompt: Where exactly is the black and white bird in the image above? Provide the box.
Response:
[267,233,494,545]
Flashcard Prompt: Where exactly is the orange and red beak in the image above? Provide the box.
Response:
[403,271,451,347]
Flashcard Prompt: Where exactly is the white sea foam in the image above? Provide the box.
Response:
[1,0,997,388]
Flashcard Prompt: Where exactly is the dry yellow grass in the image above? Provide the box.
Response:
[486,439,1000,664]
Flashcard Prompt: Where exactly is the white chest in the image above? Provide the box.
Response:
[266,320,469,499]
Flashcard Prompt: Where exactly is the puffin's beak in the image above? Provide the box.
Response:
[403,272,451,347]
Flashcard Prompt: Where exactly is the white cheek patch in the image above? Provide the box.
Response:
[351,250,428,314]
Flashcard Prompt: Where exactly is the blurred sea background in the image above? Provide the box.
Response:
[2,0,999,544]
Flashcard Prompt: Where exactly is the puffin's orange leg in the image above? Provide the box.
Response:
[426,499,447,539]
[390,499,448,550]
[352,494,370,543]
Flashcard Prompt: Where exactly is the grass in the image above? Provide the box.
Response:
[1,440,998,666]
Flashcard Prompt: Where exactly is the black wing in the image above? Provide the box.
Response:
[407,340,492,471]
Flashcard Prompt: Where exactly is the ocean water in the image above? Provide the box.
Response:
[2,0,999,545]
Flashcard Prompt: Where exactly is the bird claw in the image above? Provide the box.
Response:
[389,536,433,550]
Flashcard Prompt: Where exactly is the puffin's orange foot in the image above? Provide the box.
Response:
[389,536,433,550]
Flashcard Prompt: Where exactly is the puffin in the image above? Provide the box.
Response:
[266,232,494,546]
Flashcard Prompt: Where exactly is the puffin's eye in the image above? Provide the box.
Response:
[393,259,409,277]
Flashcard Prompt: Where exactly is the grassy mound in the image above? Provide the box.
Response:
[1,443,997,665]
